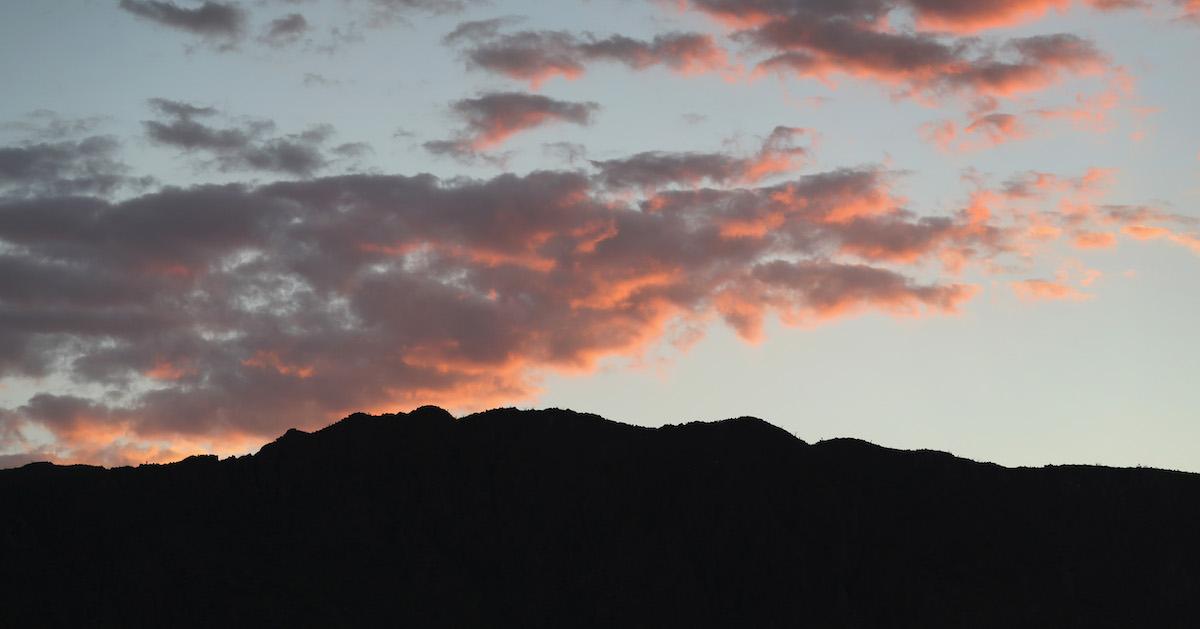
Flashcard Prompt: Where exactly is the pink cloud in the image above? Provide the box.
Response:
[1011,279,1092,301]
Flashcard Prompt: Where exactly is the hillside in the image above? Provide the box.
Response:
[2,406,1198,627]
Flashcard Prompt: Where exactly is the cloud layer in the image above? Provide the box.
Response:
[447,22,731,87]
[3,117,1193,465]
[143,99,364,176]
[2,0,1197,466]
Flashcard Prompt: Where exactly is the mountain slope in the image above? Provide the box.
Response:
[2,406,1198,628]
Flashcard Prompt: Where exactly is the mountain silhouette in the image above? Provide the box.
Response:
[2,406,1198,627]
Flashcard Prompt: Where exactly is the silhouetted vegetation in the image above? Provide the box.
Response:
[2,406,1198,627]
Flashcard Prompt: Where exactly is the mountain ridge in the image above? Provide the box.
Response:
[6,406,1185,476]
[2,406,1198,628]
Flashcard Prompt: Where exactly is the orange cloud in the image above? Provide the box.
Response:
[1073,231,1117,249]
[1,154,1189,466]
[910,0,1070,33]
[920,119,958,151]
[145,360,193,381]
[1121,224,1171,240]
[1011,279,1092,301]
[242,351,315,379]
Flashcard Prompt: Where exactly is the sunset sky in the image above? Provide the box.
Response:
[1,0,1197,470]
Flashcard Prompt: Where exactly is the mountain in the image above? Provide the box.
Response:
[2,406,1198,628]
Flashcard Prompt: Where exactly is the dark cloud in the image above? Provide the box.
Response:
[685,0,1085,32]
[260,13,309,47]
[333,142,372,158]
[424,92,599,161]
[142,99,357,176]
[421,139,506,165]
[645,0,1115,107]
[119,0,246,49]
[121,0,474,53]
[448,26,729,87]
[148,98,219,119]
[0,136,147,198]
[746,14,1107,100]
[590,126,809,190]
[0,149,1191,464]
[0,157,1016,461]
[751,259,972,316]
[443,16,524,44]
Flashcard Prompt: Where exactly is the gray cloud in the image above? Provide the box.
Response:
[641,0,1114,105]
[119,0,247,49]
[424,92,599,162]
[0,158,1007,461]
[1,110,107,140]
[542,142,588,165]
[443,16,524,44]
[447,26,729,85]
[0,136,148,199]
[590,126,809,190]
[143,99,358,176]
[260,13,309,47]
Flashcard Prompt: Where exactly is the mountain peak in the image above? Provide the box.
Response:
[3,407,1198,627]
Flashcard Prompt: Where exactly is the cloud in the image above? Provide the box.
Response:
[1,110,107,140]
[1105,205,1200,254]
[142,98,357,176]
[301,73,342,88]
[648,0,1123,114]
[119,0,246,49]
[443,16,524,44]
[921,68,1137,151]
[448,26,731,88]
[749,18,1107,100]
[0,136,148,198]
[0,115,1192,464]
[682,0,1150,32]
[1176,0,1200,22]
[1073,230,1117,249]
[363,0,482,22]
[1011,278,1092,301]
[0,157,1020,461]
[1084,0,1151,9]
[260,13,309,47]
[542,142,588,165]
[962,112,1028,147]
[905,0,1071,33]
[424,92,599,160]
[589,126,810,190]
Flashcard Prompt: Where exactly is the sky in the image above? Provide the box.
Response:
[0,0,1197,470]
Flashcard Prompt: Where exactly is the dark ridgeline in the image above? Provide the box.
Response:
[1,407,1198,628]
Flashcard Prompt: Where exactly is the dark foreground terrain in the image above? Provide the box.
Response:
[2,407,1198,628]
